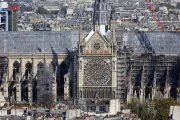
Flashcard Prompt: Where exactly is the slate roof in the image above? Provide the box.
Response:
[0,31,180,54]
[0,31,79,54]
[117,31,180,54]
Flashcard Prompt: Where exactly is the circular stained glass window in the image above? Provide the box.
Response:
[84,59,111,86]
[94,43,101,50]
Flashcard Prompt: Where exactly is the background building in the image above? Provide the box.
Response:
[0,0,180,106]
[8,4,20,31]
[0,1,20,31]
[0,1,9,31]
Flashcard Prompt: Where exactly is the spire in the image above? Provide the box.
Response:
[93,0,108,30]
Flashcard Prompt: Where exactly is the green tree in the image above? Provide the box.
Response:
[127,100,139,114]
[37,7,49,14]
[127,100,155,120]
[139,103,155,120]
[126,98,180,120]
[154,98,180,120]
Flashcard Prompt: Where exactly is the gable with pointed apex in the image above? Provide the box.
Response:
[86,30,109,44]
[83,30,113,55]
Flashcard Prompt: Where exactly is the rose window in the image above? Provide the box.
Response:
[91,40,104,50]
[94,43,101,50]
[84,59,111,86]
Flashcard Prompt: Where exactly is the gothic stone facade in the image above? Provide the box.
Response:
[1,53,68,103]
[77,30,117,100]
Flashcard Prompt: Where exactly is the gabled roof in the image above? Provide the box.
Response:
[85,29,95,42]
[85,30,110,45]
[0,31,79,54]
[117,31,180,54]
[1,31,180,55]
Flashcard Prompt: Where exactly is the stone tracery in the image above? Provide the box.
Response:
[84,59,111,86]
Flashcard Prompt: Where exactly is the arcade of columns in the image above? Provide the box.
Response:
[1,54,67,103]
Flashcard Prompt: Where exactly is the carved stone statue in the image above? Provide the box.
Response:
[112,91,115,98]
[79,90,82,98]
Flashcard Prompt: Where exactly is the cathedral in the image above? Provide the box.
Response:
[0,0,180,105]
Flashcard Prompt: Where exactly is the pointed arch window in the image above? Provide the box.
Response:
[101,3,105,10]
[13,61,20,81]
[96,4,99,11]
[25,62,32,80]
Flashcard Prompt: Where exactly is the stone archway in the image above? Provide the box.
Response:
[25,62,32,80]
[57,62,67,100]
[145,85,152,99]
[32,81,37,103]
[21,80,28,102]
[21,62,32,102]
[170,70,179,99]
[13,61,20,81]
[8,81,17,103]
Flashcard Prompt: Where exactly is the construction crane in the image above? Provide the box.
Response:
[146,0,164,32]
[146,1,180,32]
[133,0,165,54]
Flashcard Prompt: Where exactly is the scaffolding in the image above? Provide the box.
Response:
[116,31,180,102]
[117,50,126,102]
[124,53,180,100]
[114,30,180,101]
[116,38,134,103]
[0,57,8,85]
[37,63,53,103]
[73,51,78,99]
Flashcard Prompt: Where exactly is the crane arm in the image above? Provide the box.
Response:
[146,0,164,31]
